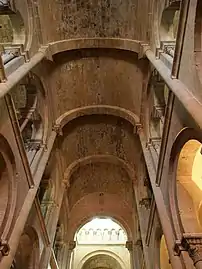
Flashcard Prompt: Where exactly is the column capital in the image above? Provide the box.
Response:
[126,240,133,252]
[68,240,76,251]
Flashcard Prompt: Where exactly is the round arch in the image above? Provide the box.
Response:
[63,154,136,187]
[54,105,140,135]
[77,251,126,269]
[47,38,140,60]
[0,134,17,239]
[72,214,131,242]
[74,216,128,243]
[168,127,202,238]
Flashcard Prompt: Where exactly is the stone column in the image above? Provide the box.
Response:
[126,240,142,269]
[64,240,76,269]
[175,234,202,269]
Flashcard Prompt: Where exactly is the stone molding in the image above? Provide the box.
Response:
[47,38,141,61]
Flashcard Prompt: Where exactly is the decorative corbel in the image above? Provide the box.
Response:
[135,124,142,135]
[126,240,133,252]
[139,198,151,209]
[174,234,202,266]
[53,124,63,136]
[138,43,150,59]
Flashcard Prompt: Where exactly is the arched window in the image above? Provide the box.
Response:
[176,139,202,233]
[75,218,127,244]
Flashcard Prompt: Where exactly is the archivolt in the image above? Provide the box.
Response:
[47,38,141,60]
[77,250,126,269]
[54,105,140,135]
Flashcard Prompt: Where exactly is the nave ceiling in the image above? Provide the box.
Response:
[1,0,196,268]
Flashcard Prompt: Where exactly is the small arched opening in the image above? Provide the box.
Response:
[72,217,130,269]
[75,217,128,245]
[176,139,202,233]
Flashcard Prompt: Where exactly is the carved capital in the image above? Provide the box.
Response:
[53,124,63,136]
[174,234,202,265]
[135,239,143,248]
[0,240,10,256]
[135,124,142,135]
[68,240,76,251]
[126,240,133,252]
[62,176,70,190]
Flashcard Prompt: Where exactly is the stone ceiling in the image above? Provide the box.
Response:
[34,0,151,239]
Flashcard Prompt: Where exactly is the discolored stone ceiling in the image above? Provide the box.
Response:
[39,0,150,43]
[36,0,151,238]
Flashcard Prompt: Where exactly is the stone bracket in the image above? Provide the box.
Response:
[0,239,10,256]
[139,198,151,209]
[53,124,63,136]
[174,234,202,265]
